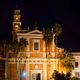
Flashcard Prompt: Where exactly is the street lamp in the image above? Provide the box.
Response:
[21,71,27,77]
[21,71,27,80]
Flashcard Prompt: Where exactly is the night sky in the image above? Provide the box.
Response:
[0,0,80,52]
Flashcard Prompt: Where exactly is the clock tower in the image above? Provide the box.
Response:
[13,9,21,32]
[12,9,21,41]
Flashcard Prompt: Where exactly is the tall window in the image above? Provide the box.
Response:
[34,42,39,50]
[75,72,79,77]
[33,39,40,51]
[75,62,78,68]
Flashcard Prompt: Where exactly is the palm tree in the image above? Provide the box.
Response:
[58,50,75,73]
[11,38,28,80]
[9,39,21,80]
[11,40,20,57]
[19,38,28,51]
[53,24,62,71]
[18,38,28,80]
[0,40,12,80]
[0,38,28,80]
[11,38,28,58]
[8,38,28,80]
[43,27,54,80]
[43,27,53,57]
[11,38,28,57]
[53,23,62,47]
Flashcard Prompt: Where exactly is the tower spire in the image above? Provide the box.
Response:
[13,9,21,32]
[12,9,21,41]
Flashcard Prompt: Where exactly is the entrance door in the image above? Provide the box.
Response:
[36,73,41,80]
[32,73,41,80]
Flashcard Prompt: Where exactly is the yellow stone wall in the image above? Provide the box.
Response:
[10,9,66,80]
[30,64,43,70]
[29,38,44,58]
[9,64,17,80]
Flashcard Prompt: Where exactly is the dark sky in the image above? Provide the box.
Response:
[0,0,80,52]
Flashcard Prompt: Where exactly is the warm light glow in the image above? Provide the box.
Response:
[15,25,18,28]
[15,25,19,30]
[15,17,19,21]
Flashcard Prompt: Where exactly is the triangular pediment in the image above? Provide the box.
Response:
[27,29,42,34]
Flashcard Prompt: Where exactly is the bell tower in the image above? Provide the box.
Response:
[13,9,21,32]
[12,9,21,41]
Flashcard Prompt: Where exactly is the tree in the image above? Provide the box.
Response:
[0,40,12,80]
[0,38,28,80]
[66,72,71,80]
[11,38,28,80]
[11,39,20,57]
[52,70,59,80]
[18,38,28,80]
[11,38,28,57]
[43,27,54,80]
[58,50,75,72]
[4,38,28,80]
[53,24,62,46]
[52,70,66,80]
[43,27,53,56]
[19,38,28,51]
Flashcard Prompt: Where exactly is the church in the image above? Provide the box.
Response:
[7,9,80,80]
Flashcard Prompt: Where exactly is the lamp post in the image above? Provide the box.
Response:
[21,71,27,80]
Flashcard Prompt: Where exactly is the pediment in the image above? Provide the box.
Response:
[27,30,42,34]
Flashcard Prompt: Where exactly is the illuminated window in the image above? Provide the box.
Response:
[34,42,39,50]
[75,62,78,68]
[75,72,79,77]
[33,39,40,51]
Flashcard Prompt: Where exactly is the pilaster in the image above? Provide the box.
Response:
[43,60,47,80]
[43,40,46,58]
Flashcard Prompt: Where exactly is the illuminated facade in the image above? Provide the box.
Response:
[8,9,80,80]
[72,52,80,78]
[8,9,63,80]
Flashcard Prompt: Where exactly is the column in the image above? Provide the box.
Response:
[43,60,47,80]
[26,38,30,80]
[26,59,30,80]
[27,38,30,58]
[43,41,46,58]
[52,38,55,57]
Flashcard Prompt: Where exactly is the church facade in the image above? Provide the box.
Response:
[7,9,80,80]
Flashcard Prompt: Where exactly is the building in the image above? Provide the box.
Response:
[10,9,58,80]
[7,9,80,80]
[72,52,80,78]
